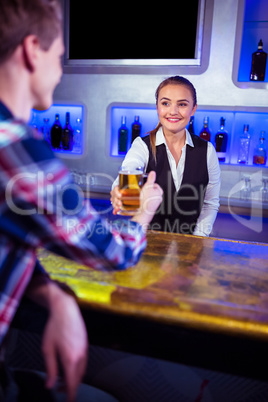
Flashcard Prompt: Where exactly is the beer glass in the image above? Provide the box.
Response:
[118,166,147,215]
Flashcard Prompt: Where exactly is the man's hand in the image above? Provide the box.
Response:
[111,171,163,222]
[132,171,163,229]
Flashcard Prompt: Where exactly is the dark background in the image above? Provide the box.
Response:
[68,1,200,60]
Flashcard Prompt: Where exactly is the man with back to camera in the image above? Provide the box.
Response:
[0,0,163,400]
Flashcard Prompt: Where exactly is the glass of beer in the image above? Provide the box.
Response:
[118,166,146,216]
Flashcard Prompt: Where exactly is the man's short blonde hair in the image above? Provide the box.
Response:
[0,0,62,64]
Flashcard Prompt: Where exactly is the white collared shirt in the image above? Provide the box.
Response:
[112,128,221,236]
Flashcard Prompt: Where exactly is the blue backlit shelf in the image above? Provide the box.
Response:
[107,103,158,157]
[107,103,268,168]
[233,0,268,88]
[238,21,268,83]
[29,103,86,159]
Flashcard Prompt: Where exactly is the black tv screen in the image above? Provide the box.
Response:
[68,1,200,60]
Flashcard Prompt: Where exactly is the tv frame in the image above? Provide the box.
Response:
[63,0,214,75]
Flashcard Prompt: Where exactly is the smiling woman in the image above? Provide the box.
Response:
[149,76,198,161]
[155,88,197,167]
[111,75,221,237]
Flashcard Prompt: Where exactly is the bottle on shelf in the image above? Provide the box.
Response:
[199,117,211,142]
[118,116,128,155]
[73,118,82,152]
[253,131,267,165]
[188,116,195,135]
[250,39,267,82]
[215,117,228,162]
[50,114,62,149]
[131,116,141,143]
[237,124,250,164]
[62,112,74,151]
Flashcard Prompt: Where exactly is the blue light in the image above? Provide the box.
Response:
[238,0,268,82]
[109,105,158,157]
[29,103,84,157]
[109,104,268,167]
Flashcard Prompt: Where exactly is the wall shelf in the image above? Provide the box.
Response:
[233,0,268,88]
[29,103,86,159]
[107,103,268,168]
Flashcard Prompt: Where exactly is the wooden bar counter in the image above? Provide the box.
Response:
[36,232,268,380]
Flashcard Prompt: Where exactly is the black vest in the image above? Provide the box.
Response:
[142,133,209,234]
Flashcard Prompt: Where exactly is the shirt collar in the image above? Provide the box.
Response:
[156,126,194,148]
[0,101,14,121]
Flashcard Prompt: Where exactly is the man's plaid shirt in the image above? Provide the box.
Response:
[0,102,146,345]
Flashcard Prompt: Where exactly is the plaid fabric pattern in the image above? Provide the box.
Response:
[0,102,146,345]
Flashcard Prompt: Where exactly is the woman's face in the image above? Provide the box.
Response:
[157,84,197,136]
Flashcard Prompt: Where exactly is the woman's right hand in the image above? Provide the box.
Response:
[110,185,122,215]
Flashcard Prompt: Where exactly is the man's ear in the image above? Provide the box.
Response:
[21,35,40,72]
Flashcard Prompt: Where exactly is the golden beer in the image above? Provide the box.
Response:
[118,170,143,215]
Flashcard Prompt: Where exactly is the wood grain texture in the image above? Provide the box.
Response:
[37,232,268,340]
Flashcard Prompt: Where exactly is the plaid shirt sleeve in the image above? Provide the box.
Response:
[0,114,146,346]
[0,119,147,271]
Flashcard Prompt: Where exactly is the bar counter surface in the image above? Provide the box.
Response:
[37,231,268,379]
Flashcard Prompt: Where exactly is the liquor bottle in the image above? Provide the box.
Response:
[62,112,74,151]
[237,124,250,164]
[50,114,62,149]
[188,116,195,135]
[215,117,228,162]
[118,116,128,155]
[73,118,82,152]
[253,131,267,165]
[250,39,267,81]
[131,116,141,143]
[199,117,211,142]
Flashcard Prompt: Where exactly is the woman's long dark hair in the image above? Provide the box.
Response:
[149,76,197,162]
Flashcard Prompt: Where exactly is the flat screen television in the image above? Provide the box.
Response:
[63,0,213,74]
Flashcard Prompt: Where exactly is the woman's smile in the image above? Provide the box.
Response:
[166,117,182,123]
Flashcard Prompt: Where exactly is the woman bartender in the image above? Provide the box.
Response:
[111,76,221,236]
